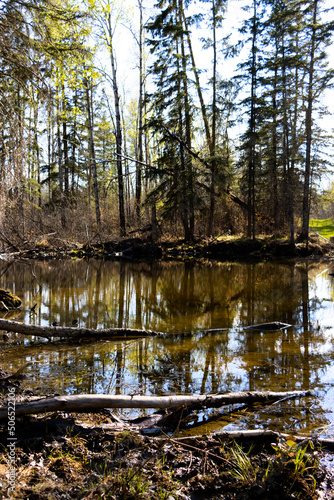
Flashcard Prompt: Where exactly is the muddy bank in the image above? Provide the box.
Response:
[1,376,334,499]
[1,409,334,499]
[3,234,333,261]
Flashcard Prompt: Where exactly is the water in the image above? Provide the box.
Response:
[1,258,334,436]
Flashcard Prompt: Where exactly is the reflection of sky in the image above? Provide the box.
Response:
[318,372,334,436]
[306,268,334,435]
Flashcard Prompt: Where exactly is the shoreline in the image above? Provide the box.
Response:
[1,233,333,262]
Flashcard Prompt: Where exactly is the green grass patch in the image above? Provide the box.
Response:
[309,218,334,239]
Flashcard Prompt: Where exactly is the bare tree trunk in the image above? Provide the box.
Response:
[281,34,294,246]
[122,108,131,219]
[151,197,158,242]
[301,0,318,244]
[71,87,78,194]
[0,318,161,340]
[183,10,215,237]
[135,0,144,223]
[85,79,101,235]
[179,0,194,241]
[271,58,279,235]
[183,12,211,149]
[47,86,52,203]
[248,0,257,240]
[175,36,190,240]
[62,84,69,195]
[107,14,126,236]
[56,79,66,228]
[33,93,42,211]
[208,0,217,236]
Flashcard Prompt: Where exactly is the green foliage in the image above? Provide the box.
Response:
[1,0,334,241]
[223,438,320,498]
[309,218,334,239]
[237,0,334,241]
[270,439,318,493]
[228,442,258,484]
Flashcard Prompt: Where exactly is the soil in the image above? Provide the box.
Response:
[1,376,334,499]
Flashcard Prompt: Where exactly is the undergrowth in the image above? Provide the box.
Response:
[0,416,329,500]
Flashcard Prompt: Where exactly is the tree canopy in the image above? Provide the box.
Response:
[0,0,333,246]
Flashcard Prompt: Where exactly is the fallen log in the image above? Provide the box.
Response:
[1,362,33,380]
[206,323,293,333]
[0,318,162,340]
[245,322,293,331]
[0,390,309,421]
[204,328,229,333]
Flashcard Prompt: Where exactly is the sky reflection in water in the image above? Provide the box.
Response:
[1,258,334,436]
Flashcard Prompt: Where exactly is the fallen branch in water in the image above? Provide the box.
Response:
[1,362,33,380]
[0,390,310,421]
[245,322,293,331]
[0,318,162,341]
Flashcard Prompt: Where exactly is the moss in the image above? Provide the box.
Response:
[0,289,21,309]
[69,250,85,259]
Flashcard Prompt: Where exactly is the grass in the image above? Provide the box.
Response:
[309,218,334,239]
[0,425,327,500]
[228,442,258,484]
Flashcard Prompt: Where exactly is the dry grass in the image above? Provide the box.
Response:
[0,414,330,500]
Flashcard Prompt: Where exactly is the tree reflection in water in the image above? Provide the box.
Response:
[1,259,334,435]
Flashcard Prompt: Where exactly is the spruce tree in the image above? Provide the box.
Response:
[146,0,195,240]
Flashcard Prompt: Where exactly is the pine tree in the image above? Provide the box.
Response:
[238,0,263,239]
[300,0,334,242]
[238,0,334,242]
[146,0,196,240]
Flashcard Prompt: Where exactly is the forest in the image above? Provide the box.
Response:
[0,0,334,247]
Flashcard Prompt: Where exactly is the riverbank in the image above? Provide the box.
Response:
[2,233,334,261]
[1,375,334,499]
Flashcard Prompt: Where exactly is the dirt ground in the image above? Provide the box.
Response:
[6,232,334,262]
[1,376,334,500]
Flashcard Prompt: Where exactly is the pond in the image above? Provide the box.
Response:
[1,258,334,437]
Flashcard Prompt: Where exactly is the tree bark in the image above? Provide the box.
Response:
[135,0,144,223]
[56,76,66,228]
[85,78,101,234]
[183,12,211,151]
[208,0,217,236]
[0,390,308,421]
[62,84,69,195]
[179,0,194,241]
[248,0,257,240]
[301,0,318,243]
[107,13,126,237]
